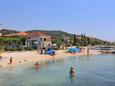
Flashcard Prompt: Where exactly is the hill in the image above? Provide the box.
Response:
[26,30,74,38]
[0,29,19,35]
[0,29,112,46]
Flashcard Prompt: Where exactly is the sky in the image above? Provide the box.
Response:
[0,0,115,41]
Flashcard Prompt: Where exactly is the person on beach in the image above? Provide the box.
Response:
[0,56,2,60]
[87,48,89,55]
[9,57,13,64]
[40,49,43,54]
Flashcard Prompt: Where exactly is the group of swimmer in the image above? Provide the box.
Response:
[34,61,75,79]
[8,56,74,75]
[8,56,75,78]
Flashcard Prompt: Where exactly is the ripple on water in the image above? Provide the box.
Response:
[0,54,115,86]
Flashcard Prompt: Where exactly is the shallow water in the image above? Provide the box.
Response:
[0,54,115,86]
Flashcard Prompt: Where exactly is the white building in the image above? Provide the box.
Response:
[0,33,2,36]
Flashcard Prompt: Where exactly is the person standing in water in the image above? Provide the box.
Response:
[69,67,75,83]
[69,67,74,76]
[35,62,40,70]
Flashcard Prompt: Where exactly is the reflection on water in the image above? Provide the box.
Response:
[69,74,75,84]
[0,54,115,86]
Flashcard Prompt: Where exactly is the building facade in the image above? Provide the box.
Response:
[0,33,2,36]
[26,32,52,49]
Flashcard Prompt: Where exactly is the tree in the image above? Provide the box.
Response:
[52,38,64,48]
[73,34,77,46]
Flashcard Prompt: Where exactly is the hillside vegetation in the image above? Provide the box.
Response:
[0,29,113,48]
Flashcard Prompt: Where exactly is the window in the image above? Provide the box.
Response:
[44,38,46,41]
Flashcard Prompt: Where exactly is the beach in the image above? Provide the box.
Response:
[0,49,101,68]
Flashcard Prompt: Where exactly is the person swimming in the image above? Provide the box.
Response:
[35,62,40,70]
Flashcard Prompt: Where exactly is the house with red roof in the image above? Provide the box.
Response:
[26,32,52,49]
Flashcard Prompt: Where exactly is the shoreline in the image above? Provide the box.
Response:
[0,50,101,68]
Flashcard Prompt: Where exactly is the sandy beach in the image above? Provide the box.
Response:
[0,49,101,68]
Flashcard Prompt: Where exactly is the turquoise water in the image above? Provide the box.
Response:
[0,54,115,86]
